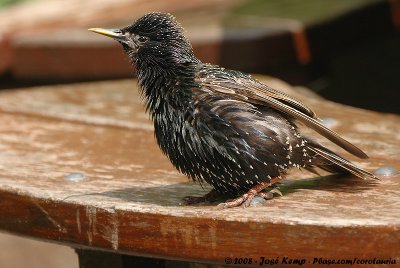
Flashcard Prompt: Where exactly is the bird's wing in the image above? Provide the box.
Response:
[195,65,368,159]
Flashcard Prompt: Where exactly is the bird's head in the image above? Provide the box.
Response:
[89,13,197,68]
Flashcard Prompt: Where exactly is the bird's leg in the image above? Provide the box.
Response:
[219,176,284,208]
[182,189,220,205]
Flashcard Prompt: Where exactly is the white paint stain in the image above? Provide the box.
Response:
[103,207,119,250]
[86,206,97,246]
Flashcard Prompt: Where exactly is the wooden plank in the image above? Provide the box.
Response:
[0,78,399,265]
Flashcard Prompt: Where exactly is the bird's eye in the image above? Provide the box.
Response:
[137,36,149,43]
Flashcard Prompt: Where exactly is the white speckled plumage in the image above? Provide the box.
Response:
[91,12,378,202]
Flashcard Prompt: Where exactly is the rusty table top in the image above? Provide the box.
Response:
[0,77,399,265]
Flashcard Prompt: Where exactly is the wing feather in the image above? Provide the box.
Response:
[195,64,368,159]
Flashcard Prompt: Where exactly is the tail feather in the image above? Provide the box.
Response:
[307,145,379,181]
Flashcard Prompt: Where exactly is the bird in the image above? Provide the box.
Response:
[89,12,378,208]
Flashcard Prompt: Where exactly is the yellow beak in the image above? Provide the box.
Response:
[88,28,125,41]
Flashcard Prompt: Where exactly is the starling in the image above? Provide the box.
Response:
[89,13,378,208]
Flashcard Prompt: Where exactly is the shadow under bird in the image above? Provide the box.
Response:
[89,12,378,208]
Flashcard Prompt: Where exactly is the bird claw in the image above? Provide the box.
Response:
[218,187,283,209]
[187,177,285,208]
[268,187,283,197]
[217,194,249,209]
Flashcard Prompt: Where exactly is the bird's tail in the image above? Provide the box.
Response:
[306,144,379,181]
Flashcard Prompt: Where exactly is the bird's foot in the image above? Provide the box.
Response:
[218,176,284,209]
[182,189,220,205]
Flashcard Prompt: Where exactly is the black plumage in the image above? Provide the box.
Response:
[89,13,378,208]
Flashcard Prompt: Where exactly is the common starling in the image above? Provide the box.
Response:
[89,13,378,208]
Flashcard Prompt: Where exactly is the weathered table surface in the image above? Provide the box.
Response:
[0,77,399,266]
